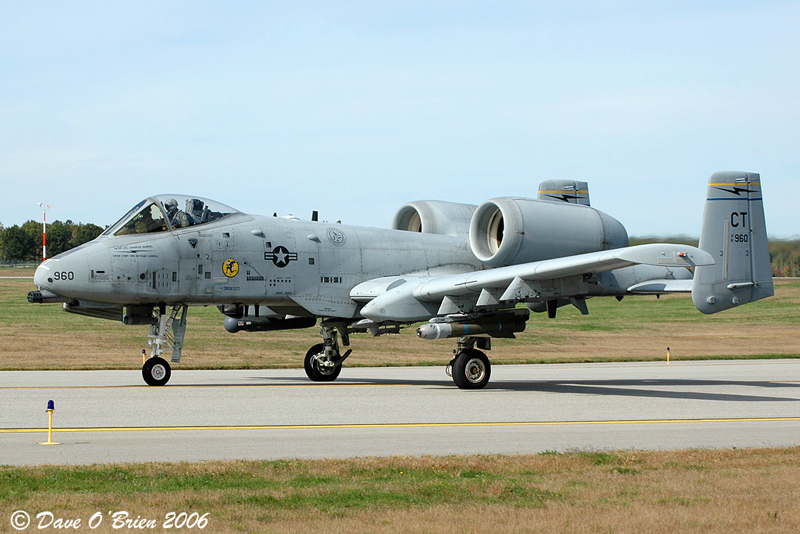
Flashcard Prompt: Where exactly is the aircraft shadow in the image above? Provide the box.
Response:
[486,379,800,403]
[243,375,800,403]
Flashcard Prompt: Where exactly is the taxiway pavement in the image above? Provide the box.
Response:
[2,359,799,465]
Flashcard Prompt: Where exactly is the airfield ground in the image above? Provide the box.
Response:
[2,269,799,533]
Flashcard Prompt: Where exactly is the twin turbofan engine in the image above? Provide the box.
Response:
[391,181,629,266]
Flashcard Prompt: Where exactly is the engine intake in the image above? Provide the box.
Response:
[391,201,477,237]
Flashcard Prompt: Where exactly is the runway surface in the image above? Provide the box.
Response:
[2,359,799,466]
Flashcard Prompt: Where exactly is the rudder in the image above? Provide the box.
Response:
[692,171,774,314]
[537,180,591,205]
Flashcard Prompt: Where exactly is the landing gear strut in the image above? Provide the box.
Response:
[302,319,401,383]
[303,322,352,382]
[141,304,187,386]
[446,336,492,389]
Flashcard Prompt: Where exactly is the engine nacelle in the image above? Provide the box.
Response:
[469,197,628,267]
[391,200,477,237]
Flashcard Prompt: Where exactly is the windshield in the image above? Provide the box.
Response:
[114,201,169,236]
[103,195,240,236]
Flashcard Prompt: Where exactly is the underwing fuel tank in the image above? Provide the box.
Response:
[416,317,527,340]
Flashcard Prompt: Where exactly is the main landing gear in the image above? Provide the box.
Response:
[301,322,493,390]
[140,304,188,386]
[446,336,492,390]
[304,322,353,382]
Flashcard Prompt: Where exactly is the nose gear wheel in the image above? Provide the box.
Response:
[142,356,171,386]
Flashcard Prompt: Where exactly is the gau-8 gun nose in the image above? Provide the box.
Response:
[28,241,112,304]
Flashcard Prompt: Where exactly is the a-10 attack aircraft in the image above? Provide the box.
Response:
[28,171,773,389]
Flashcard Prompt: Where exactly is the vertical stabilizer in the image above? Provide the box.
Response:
[692,171,773,314]
[537,180,590,205]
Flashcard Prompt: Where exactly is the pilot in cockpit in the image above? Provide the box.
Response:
[164,198,192,229]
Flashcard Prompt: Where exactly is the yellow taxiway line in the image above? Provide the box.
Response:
[3,417,800,435]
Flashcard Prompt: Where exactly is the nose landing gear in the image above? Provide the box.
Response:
[140,304,188,386]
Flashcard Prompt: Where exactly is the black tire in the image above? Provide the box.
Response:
[142,356,171,386]
[304,343,342,382]
[452,349,491,389]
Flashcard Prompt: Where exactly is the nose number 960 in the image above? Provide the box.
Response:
[53,271,75,281]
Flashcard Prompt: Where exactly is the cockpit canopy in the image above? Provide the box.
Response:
[102,195,239,237]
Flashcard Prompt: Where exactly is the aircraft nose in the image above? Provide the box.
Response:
[33,261,54,289]
[32,241,108,297]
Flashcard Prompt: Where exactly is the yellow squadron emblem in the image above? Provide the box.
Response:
[222,258,239,278]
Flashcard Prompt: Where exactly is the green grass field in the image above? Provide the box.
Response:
[3,449,800,533]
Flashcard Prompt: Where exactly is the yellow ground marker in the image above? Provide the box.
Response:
[4,416,800,436]
[38,400,60,445]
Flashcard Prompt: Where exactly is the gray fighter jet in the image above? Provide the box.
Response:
[28,171,773,388]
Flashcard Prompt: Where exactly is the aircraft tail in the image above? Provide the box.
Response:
[692,171,774,314]
[537,180,591,205]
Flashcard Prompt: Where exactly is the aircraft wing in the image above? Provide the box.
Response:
[355,243,713,322]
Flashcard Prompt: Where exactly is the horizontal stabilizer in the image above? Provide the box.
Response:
[627,279,693,294]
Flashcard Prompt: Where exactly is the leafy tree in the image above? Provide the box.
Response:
[20,220,43,261]
[46,220,73,257]
[73,223,104,246]
[0,225,37,261]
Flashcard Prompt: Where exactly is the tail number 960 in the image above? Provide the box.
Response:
[730,233,749,243]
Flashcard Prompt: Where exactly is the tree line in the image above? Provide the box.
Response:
[2,223,799,276]
[768,240,800,277]
[630,236,800,278]
[0,220,104,262]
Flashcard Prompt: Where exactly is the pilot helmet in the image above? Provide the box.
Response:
[164,198,178,213]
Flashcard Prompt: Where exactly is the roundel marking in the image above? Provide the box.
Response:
[266,246,298,268]
[326,227,347,247]
[222,258,239,278]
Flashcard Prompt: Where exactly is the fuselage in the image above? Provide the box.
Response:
[32,194,691,322]
[33,212,484,318]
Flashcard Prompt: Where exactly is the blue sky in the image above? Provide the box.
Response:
[1,1,798,237]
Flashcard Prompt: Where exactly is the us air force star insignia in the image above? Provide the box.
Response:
[265,246,298,268]
[222,258,239,278]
